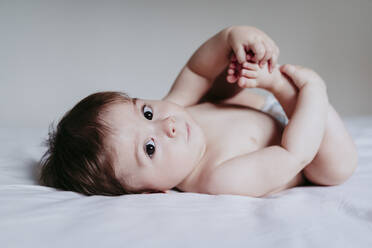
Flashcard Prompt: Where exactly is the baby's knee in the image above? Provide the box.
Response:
[326,151,358,186]
[325,132,358,185]
[304,150,358,186]
[337,149,358,184]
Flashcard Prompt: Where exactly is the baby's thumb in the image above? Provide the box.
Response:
[232,45,246,64]
[280,64,296,75]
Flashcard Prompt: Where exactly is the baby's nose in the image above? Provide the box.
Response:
[163,116,176,138]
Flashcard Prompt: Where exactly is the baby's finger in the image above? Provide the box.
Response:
[251,42,265,62]
[232,44,246,64]
[259,42,272,68]
[240,69,257,78]
[268,53,277,73]
[269,46,279,73]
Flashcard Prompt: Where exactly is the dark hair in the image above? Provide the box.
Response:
[39,91,159,196]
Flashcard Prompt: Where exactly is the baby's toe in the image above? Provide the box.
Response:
[238,77,246,87]
[238,77,257,88]
[229,62,236,69]
[227,68,235,75]
[227,75,238,83]
[242,62,259,71]
[240,69,257,78]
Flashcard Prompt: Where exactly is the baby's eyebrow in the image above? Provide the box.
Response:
[132,97,138,116]
[132,97,138,105]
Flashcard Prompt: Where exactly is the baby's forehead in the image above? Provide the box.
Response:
[100,103,135,146]
[106,100,132,113]
[103,101,134,125]
[105,116,137,173]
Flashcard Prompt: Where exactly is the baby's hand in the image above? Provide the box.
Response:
[280,64,327,90]
[226,54,276,89]
[226,26,280,72]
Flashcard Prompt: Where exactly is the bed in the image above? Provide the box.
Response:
[1,116,372,247]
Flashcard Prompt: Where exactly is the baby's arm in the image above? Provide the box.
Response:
[201,70,268,111]
[228,60,357,187]
[277,65,329,165]
[163,27,231,106]
[163,26,279,107]
[201,65,329,197]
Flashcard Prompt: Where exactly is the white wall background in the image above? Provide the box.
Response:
[1,0,371,128]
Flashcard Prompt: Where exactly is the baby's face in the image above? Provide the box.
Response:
[104,98,206,192]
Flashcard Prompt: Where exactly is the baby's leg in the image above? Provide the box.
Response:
[255,65,358,186]
[302,105,358,185]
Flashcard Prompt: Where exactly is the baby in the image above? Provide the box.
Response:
[39,26,358,197]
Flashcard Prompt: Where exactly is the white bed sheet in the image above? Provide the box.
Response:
[1,116,372,247]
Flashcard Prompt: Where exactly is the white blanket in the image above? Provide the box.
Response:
[1,116,372,247]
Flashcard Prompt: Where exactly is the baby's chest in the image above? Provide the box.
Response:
[192,103,282,167]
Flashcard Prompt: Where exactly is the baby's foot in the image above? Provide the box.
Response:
[227,54,281,90]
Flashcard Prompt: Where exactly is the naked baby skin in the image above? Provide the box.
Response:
[104,60,357,197]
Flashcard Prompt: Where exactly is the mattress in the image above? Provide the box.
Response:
[1,116,372,247]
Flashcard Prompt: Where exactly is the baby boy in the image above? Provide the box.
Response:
[39,26,358,197]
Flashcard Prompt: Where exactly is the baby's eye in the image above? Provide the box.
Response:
[143,105,153,120]
[145,139,155,158]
